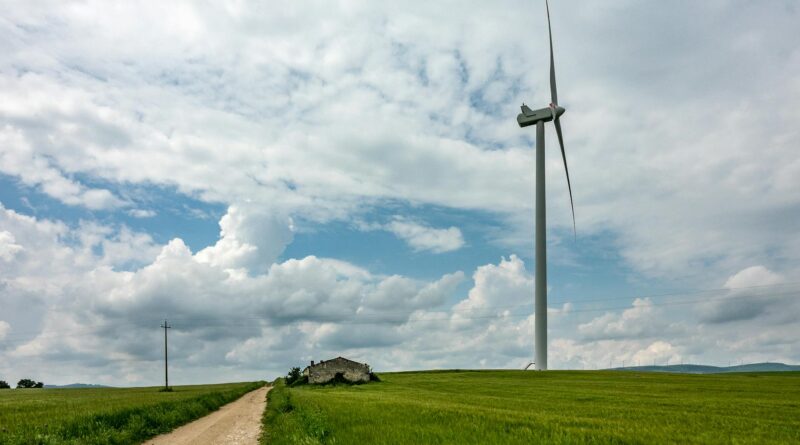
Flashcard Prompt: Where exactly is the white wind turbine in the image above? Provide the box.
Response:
[518,0,575,371]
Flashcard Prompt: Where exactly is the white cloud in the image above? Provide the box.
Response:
[1,1,800,384]
[550,339,685,369]
[578,298,668,341]
[631,341,682,366]
[195,204,293,274]
[127,209,156,218]
[1,0,798,282]
[0,321,9,341]
[99,226,162,268]
[2,205,800,384]
[723,266,783,289]
[0,123,126,210]
[454,254,532,312]
[384,217,465,253]
[700,266,790,324]
[0,230,23,261]
[1,207,533,382]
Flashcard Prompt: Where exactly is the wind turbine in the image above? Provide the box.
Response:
[518,0,575,371]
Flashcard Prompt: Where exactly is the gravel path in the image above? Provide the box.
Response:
[143,385,270,445]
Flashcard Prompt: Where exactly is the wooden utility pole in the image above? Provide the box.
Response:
[161,320,171,390]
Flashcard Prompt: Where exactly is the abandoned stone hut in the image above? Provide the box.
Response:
[302,357,370,384]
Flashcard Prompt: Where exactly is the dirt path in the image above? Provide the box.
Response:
[143,385,270,445]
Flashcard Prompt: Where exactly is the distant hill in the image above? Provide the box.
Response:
[44,383,112,389]
[609,362,800,374]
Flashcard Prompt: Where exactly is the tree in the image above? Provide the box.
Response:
[0,380,10,389]
[17,378,42,389]
[285,367,302,385]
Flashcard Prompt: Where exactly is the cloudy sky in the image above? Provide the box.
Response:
[1,0,799,386]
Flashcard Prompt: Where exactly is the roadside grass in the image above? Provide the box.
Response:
[0,381,264,444]
[261,379,329,445]
[261,370,800,444]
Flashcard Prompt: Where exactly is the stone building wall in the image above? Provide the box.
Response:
[306,357,370,384]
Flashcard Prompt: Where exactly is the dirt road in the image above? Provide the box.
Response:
[143,385,270,445]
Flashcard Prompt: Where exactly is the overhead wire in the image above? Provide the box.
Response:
[1,282,798,346]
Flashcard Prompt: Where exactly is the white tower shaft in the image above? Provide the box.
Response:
[535,120,548,370]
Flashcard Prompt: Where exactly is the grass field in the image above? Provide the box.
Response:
[262,370,800,444]
[0,381,264,445]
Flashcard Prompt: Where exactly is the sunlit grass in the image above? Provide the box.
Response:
[262,370,800,444]
[0,381,264,444]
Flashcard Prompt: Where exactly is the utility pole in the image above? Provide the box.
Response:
[161,320,171,390]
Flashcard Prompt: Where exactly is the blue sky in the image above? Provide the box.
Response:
[1,0,799,386]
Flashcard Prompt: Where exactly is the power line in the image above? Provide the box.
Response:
[0,292,795,345]
[2,290,797,372]
[550,281,800,305]
[1,283,798,345]
[133,288,800,325]
[110,282,800,325]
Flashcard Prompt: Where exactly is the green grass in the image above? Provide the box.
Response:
[0,381,264,444]
[262,370,800,444]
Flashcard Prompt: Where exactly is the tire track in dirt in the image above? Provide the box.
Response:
[143,385,270,445]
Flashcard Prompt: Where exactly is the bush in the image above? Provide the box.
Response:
[315,372,378,386]
[0,380,10,389]
[285,367,302,385]
[288,375,308,387]
[17,378,43,389]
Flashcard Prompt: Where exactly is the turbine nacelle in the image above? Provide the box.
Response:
[517,104,565,128]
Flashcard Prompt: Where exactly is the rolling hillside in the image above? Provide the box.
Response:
[610,362,800,374]
[263,370,800,444]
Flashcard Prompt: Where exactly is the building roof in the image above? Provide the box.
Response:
[305,356,368,371]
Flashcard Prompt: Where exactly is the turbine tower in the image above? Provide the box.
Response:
[517,0,575,371]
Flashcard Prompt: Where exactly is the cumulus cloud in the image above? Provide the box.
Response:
[384,217,465,253]
[454,255,532,312]
[700,266,788,324]
[579,298,660,341]
[632,341,682,366]
[723,266,783,290]
[0,0,797,282]
[0,230,23,261]
[357,217,465,253]
[195,204,293,274]
[1,1,800,384]
[2,204,800,384]
[77,221,161,268]
[0,124,126,210]
[1,207,470,379]
[0,207,542,382]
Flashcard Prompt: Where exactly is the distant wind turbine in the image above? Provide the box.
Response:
[518,0,575,371]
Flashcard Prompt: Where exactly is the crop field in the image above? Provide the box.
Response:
[262,370,800,444]
[0,381,264,444]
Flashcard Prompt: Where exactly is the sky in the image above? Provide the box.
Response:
[1,0,799,386]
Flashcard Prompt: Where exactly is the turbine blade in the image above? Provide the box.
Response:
[546,0,558,106]
[554,117,576,238]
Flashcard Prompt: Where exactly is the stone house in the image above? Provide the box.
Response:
[302,357,370,384]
